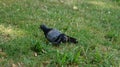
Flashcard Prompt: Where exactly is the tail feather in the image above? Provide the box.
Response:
[67,36,78,44]
[60,34,78,44]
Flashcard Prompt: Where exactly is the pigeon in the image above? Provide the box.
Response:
[40,24,78,45]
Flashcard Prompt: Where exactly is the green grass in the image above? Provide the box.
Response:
[0,0,120,66]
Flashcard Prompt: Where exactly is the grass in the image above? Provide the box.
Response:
[0,0,120,66]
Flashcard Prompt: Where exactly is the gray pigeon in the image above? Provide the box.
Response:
[40,24,78,45]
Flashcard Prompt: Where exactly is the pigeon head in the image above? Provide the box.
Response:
[40,24,52,35]
[40,24,47,30]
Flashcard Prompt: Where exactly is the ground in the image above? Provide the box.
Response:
[0,0,120,67]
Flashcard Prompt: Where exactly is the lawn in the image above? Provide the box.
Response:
[0,0,120,67]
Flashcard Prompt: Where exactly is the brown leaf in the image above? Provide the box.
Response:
[34,52,38,57]
[58,0,64,3]
[0,52,7,57]
[17,62,24,67]
[0,58,3,62]
[12,64,17,67]
[42,61,50,67]
[0,48,2,52]
[73,6,78,10]
[42,49,47,53]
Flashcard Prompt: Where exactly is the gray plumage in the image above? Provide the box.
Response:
[47,29,61,42]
